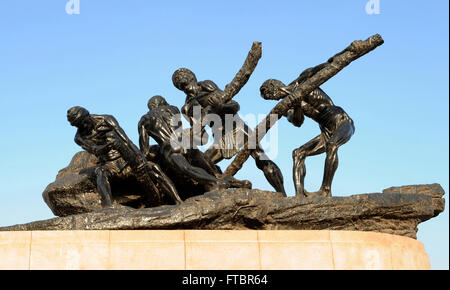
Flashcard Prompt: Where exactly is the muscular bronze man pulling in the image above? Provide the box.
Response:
[172,68,286,195]
[67,106,182,207]
[138,95,251,196]
[260,75,355,198]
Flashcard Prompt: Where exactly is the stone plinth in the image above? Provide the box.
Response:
[0,230,430,270]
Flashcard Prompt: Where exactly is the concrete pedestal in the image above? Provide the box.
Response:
[0,230,430,270]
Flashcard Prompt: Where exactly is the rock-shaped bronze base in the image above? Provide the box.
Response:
[5,184,445,239]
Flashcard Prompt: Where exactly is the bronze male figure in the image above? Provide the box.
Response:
[172,68,286,195]
[260,76,355,198]
[138,95,251,197]
[67,106,182,207]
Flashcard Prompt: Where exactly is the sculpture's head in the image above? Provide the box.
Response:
[260,79,291,100]
[67,106,90,127]
[147,95,168,110]
[172,68,199,95]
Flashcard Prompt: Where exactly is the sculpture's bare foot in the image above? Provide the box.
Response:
[101,200,113,207]
[295,188,308,198]
[238,180,252,189]
[219,174,252,189]
[101,203,116,209]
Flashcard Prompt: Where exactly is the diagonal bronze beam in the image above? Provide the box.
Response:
[222,41,262,103]
[224,34,384,176]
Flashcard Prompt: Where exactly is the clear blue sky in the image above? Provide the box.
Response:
[0,1,448,269]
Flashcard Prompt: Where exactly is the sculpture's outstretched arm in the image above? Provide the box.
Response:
[74,133,107,155]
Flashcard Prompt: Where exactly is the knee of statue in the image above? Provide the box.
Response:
[264,160,277,175]
[95,166,105,176]
[254,157,267,170]
[266,165,275,176]
[292,148,302,158]
[95,166,113,181]
[326,143,338,154]
[179,161,191,172]
[145,161,160,172]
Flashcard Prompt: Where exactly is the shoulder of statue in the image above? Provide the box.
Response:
[181,102,189,114]
[199,80,219,92]
[168,105,181,115]
[89,114,103,126]
[96,114,120,129]
[314,87,334,105]
[138,112,150,125]
[146,109,161,121]
[92,114,110,121]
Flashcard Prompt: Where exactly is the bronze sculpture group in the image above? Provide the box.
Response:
[4,33,445,240]
[67,35,384,208]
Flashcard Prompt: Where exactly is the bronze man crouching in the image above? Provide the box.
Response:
[67,106,182,207]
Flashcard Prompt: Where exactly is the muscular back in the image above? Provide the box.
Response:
[76,114,124,163]
[140,105,182,146]
[288,85,351,133]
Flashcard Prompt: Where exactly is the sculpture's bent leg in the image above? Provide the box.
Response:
[133,163,162,206]
[144,161,183,205]
[94,166,113,207]
[319,120,355,197]
[204,146,224,164]
[204,145,251,189]
[220,174,252,189]
[189,149,223,178]
[292,134,326,197]
[253,150,286,196]
[171,153,223,186]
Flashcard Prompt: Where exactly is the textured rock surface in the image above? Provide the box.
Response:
[42,151,210,217]
[43,151,149,217]
[3,184,445,239]
[42,151,102,216]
